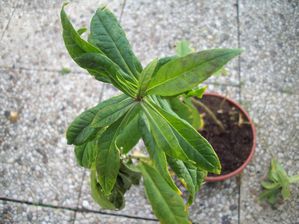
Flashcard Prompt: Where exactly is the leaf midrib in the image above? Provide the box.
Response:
[143,167,183,224]
[146,51,235,93]
[95,12,134,78]
[146,101,217,170]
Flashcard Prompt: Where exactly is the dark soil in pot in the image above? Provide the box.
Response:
[194,95,253,176]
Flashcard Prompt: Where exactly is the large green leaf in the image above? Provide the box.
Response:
[75,136,97,168]
[90,168,124,210]
[96,104,140,194]
[60,4,110,83]
[139,162,190,224]
[74,52,138,97]
[144,100,221,174]
[66,94,131,145]
[116,114,141,154]
[91,95,135,128]
[141,103,190,163]
[137,59,158,98]
[168,97,201,130]
[140,115,181,194]
[89,7,142,79]
[146,49,242,96]
[167,157,197,205]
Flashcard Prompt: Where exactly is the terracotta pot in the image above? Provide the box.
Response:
[199,92,256,182]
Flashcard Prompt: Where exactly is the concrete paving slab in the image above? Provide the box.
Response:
[239,89,299,224]
[239,0,299,95]
[74,212,157,224]
[0,0,20,38]
[0,0,125,71]
[0,68,105,206]
[0,200,75,224]
[121,0,240,85]
[190,178,239,224]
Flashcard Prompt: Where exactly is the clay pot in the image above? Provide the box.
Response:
[197,92,256,182]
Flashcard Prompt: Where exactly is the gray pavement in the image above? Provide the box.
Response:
[0,0,298,223]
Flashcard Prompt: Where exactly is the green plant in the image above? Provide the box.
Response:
[61,3,242,223]
[259,159,299,206]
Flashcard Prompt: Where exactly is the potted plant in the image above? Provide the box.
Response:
[172,40,256,182]
[61,3,249,223]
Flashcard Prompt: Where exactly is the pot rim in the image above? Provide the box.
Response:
[199,92,256,182]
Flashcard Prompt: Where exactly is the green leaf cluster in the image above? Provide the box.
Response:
[259,159,299,205]
[61,3,242,223]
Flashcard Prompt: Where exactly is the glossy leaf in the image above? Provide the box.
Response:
[90,168,124,210]
[142,103,190,162]
[74,52,138,97]
[167,156,197,205]
[89,7,142,78]
[137,58,158,98]
[96,104,140,194]
[75,137,96,168]
[139,162,190,224]
[91,95,135,128]
[66,94,131,145]
[140,115,181,194]
[116,113,141,154]
[60,4,110,83]
[146,49,242,96]
[168,97,201,129]
[144,100,221,174]
[186,86,207,98]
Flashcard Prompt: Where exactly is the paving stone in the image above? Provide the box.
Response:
[190,178,239,224]
[74,212,157,224]
[0,200,75,224]
[0,68,105,206]
[0,0,125,71]
[121,0,240,85]
[239,89,299,224]
[0,0,21,37]
[239,0,299,95]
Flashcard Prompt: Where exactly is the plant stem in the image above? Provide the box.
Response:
[191,98,225,131]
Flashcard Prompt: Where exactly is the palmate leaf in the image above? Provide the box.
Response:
[96,104,140,194]
[89,7,143,79]
[146,49,242,96]
[139,162,190,224]
[143,99,221,174]
[60,4,110,83]
[66,94,132,145]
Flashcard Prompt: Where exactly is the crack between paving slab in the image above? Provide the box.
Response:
[0,6,17,41]
[119,0,127,23]
[72,171,87,224]
[0,197,158,222]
